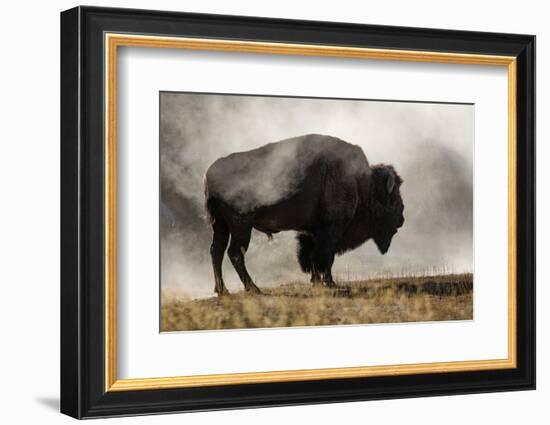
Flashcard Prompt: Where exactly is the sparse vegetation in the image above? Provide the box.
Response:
[161,273,473,332]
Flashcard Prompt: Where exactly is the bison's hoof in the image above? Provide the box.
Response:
[245,284,262,295]
[215,287,230,296]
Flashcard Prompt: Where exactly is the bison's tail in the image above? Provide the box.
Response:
[296,233,315,273]
[204,176,216,225]
[205,197,217,225]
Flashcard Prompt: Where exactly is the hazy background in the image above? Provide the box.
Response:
[160,92,473,299]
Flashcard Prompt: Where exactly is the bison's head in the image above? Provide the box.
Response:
[370,165,404,254]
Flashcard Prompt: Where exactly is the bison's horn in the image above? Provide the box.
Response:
[386,172,395,193]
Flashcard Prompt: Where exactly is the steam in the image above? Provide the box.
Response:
[160,92,473,298]
[205,134,368,214]
[206,138,304,213]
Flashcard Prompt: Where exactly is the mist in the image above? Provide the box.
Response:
[160,92,473,299]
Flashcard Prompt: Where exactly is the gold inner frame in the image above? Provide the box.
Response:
[104,33,517,392]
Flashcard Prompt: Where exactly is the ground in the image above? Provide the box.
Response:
[160,273,473,332]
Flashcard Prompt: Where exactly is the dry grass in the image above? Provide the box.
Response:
[160,273,473,332]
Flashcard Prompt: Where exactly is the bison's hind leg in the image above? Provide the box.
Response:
[210,218,230,296]
[227,223,262,294]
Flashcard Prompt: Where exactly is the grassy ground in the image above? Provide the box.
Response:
[160,273,473,332]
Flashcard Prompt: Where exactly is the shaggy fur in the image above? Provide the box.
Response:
[204,134,404,295]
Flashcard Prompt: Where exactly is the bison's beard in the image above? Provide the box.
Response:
[373,231,395,255]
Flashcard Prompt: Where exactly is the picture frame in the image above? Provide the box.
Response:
[60,5,535,419]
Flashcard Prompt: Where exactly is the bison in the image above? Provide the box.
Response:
[204,134,404,295]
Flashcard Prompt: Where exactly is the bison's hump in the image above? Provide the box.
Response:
[205,134,369,213]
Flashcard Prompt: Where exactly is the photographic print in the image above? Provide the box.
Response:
[160,92,474,332]
[61,9,535,417]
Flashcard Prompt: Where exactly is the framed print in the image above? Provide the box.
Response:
[60,6,536,419]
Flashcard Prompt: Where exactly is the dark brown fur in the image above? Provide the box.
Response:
[204,134,404,295]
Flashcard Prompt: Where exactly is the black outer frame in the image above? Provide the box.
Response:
[60,6,535,419]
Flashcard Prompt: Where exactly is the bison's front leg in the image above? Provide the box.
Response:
[312,224,345,288]
[312,237,338,288]
[311,270,322,286]
[311,268,334,287]
[296,233,323,286]
[322,269,337,288]
[227,224,262,294]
